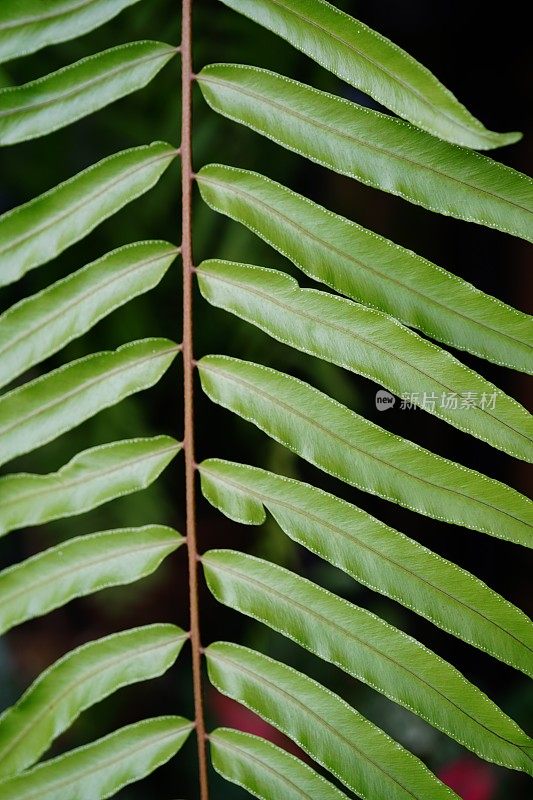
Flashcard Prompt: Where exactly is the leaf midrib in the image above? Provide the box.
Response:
[0,249,175,360]
[0,0,97,32]
[212,734,319,799]
[199,73,532,217]
[0,47,174,119]
[211,650,422,799]
[200,361,530,533]
[0,634,186,767]
[199,173,532,354]
[0,150,172,259]
[260,0,493,143]
[1,537,175,612]
[207,556,531,751]
[0,345,178,441]
[0,443,178,515]
[201,267,531,450]
[4,724,190,800]
[203,466,533,657]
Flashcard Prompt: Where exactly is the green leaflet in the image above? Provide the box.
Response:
[0,525,183,634]
[0,1,141,65]
[197,259,532,461]
[203,550,533,772]
[0,141,176,287]
[0,624,188,778]
[0,338,179,468]
[0,436,181,536]
[197,356,533,547]
[199,460,533,676]
[206,642,458,800]
[219,0,520,150]
[0,241,178,390]
[0,716,192,800]
[196,165,533,372]
[0,41,176,145]
[196,65,533,242]
[210,728,350,800]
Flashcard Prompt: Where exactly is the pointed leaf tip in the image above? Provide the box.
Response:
[219,0,521,150]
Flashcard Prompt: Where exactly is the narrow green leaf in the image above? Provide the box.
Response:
[0,141,176,287]
[0,241,178,390]
[0,624,188,778]
[0,716,192,800]
[206,642,459,800]
[0,338,179,468]
[203,550,533,772]
[197,356,533,547]
[210,728,350,800]
[200,460,533,676]
[0,436,181,536]
[0,41,176,145]
[197,259,532,461]
[220,0,520,149]
[197,164,533,372]
[0,525,183,634]
[197,65,533,241]
[0,1,142,65]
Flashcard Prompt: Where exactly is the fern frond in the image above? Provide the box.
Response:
[197,64,533,240]
[197,164,533,372]
[206,642,459,800]
[0,0,142,64]
[199,459,533,674]
[0,625,187,777]
[2,2,531,798]
[0,437,180,535]
[0,718,192,800]
[0,242,178,389]
[0,142,176,286]
[198,355,532,546]
[202,549,533,772]
[0,41,176,145]
[197,259,532,459]
[219,0,521,149]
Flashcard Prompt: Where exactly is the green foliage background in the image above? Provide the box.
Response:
[0,1,531,797]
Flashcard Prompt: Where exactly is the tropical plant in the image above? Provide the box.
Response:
[0,1,531,799]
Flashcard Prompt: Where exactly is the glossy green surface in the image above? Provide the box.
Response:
[0,0,142,64]
[0,625,187,777]
[197,64,533,241]
[220,0,520,149]
[197,164,533,372]
[200,460,533,674]
[0,525,183,633]
[197,259,532,460]
[203,550,533,772]
[0,142,176,286]
[0,338,179,467]
[198,355,533,546]
[207,642,459,800]
[0,241,178,389]
[0,41,176,144]
[0,437,181,536]
[0,717,192,800]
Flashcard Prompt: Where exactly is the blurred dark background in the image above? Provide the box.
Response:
[0,2,531,798]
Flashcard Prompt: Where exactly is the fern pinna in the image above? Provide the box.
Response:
[0,1,531,799]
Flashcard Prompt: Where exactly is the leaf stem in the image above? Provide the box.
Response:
[180,1,209,797]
